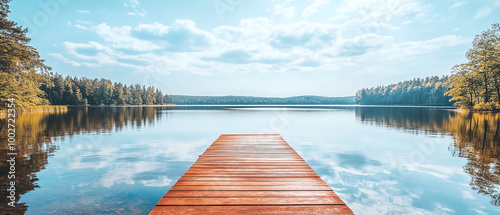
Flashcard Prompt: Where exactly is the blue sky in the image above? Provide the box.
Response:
[9,0,500,97]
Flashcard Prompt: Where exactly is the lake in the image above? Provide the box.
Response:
[1,106,499,214]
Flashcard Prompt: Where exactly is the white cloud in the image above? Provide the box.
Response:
[76,10,90,14]
[302,0,328,18]
[62,41,127,66]
[461,190,475,200]
[99,161,158,187]
[69,20,93,30]
[76,20,93,25]
[58,17,467,84]
[378,35,467,60]
[135,22,170,35]
[472,207,488,215]
[92,23,161,51]
[340,33,393,56]
[449,1,466,10]
[57,136,209,188]
[273,4,295,19]
[124,0,140,8]
[337,0,427,23]
[474,8,491,19]
[74,25,87,30]
[60,20,216,74]
[269,20,338,49]
[127,12,145,17]
[320,162,431,214]
[124,0,146,17]
[434,203,455,214]
[51,53,82,67]
[139,176,173,187]
[50,53,98,67]
[399,162,464,180]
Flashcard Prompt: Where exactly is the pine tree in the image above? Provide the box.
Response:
[0,0,51,109]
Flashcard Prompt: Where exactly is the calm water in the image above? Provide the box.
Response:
[1,106,500,214]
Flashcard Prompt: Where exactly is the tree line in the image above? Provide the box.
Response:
[446,23,500,111]
[170,95,356,105]
[41,75,169,105]
[355,76,453,106]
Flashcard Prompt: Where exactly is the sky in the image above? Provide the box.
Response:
[8,0,500,97]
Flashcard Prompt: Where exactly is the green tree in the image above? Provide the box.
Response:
[0,0,50,109]
[113,82,125,105]
[123,85,132,104]
[155,89,164,104]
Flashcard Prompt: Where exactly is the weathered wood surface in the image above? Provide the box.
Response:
[150,134,354,215]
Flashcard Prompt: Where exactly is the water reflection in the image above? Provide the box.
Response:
[0,107,161,214]
[447,113,500,206]
[355,107,452,135]
[1,106,499,214]
[356,107,500,207]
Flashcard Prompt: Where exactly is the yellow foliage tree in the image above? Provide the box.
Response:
[447,23,500,111]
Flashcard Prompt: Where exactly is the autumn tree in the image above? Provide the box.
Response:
[447,23,500,110]
[446,63,481,109]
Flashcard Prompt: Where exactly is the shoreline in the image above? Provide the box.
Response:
[7,105,499,116]
[453,108,500,113]
[0,105,68,115]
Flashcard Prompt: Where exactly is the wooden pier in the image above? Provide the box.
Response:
[150,134,354,215]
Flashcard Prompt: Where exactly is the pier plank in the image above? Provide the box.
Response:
[150,134,354,215]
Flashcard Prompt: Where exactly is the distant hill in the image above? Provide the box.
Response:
[169,95,356,105]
